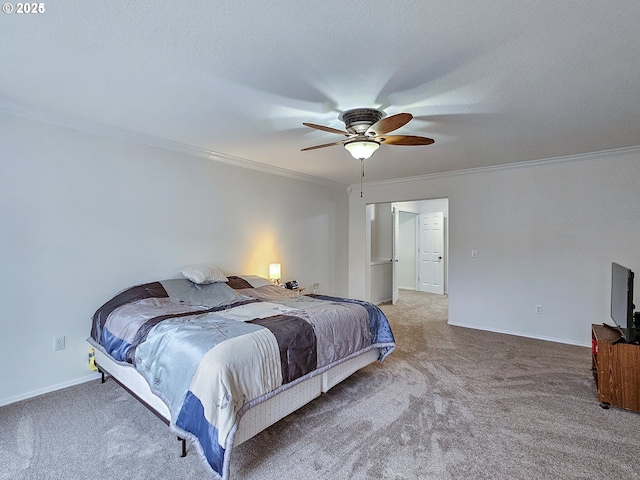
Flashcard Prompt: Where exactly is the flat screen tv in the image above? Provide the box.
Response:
[611,262,637,343]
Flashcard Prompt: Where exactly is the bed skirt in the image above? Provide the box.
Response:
[93,345,380,448]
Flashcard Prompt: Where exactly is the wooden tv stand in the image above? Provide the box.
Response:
[591,324,640,412]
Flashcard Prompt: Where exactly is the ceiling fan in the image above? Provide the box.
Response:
[302,107,434,160]
[301,108,434,196]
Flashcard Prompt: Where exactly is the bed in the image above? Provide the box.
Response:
[87,267,395,480]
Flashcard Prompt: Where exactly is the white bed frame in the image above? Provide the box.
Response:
[93,346,380,451]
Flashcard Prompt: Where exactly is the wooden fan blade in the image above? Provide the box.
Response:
[301,140,345,151]
[303,122,349,136]
[378,135,435,146]
[367,113,413,135]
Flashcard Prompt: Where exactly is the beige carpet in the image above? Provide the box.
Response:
[2,290,640,479]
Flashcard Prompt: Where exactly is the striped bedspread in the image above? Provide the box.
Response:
[89,277,395,479]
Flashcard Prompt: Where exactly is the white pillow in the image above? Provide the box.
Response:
[180,265,228,284]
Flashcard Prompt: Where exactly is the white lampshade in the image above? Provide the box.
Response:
[344,140,380,160]
[269,263,281,282]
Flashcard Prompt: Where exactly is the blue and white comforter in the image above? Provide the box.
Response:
[89,277,395,479]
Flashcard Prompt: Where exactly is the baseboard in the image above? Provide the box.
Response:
[447,321,590,348]
[374,297,392,305]
[0,372,101,408]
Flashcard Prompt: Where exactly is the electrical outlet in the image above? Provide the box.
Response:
[54,335,65,351]
[535,305,543,314]
[471,250,478,258]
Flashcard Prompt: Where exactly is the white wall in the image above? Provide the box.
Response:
[369,262,392,305]
[370,203,392,261]
[350,148,640,346]
[0,111,349,406]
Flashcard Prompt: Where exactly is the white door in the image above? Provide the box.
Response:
[419,212,445,294]
[392,207,399,304]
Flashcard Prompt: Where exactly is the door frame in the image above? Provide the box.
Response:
[365,198,449,303]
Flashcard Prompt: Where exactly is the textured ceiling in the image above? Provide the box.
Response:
[2,1,639,185]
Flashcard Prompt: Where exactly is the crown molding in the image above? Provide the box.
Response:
[4,99,637,192]
[355,145,640,191]
[0,99,343,189]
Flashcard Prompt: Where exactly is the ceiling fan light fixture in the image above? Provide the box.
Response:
[344,140,380,160]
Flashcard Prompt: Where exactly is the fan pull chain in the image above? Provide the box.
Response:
[360,159,364,198]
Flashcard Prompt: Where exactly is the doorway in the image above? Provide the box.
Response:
[366,198,449,304]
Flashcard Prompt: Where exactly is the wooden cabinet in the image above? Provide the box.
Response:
[592,324,640,412]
